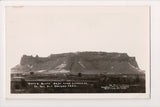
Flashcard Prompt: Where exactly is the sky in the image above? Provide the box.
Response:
[6,6,149,71]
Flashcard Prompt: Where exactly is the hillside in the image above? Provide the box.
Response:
[11,52,144,74]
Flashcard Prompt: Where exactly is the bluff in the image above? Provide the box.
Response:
[11,52,144,74]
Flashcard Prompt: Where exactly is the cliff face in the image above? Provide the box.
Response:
[12,52,144,74]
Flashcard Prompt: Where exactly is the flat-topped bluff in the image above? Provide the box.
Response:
[12,52,144,74]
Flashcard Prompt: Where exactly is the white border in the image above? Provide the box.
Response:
[1,0,160,106]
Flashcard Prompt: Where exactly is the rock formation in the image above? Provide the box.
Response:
[11,52,144,74]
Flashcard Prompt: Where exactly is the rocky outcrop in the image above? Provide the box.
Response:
[11,52,144,74]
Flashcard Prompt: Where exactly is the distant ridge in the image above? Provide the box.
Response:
[11,51,144,75]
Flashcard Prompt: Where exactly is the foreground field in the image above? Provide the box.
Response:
[11,73,145,93]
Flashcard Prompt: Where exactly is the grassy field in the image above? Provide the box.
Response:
[11,73,145,93]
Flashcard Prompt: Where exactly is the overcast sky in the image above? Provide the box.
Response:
[6,6,149,71]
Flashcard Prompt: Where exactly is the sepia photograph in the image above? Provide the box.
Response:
[5,6,150,98]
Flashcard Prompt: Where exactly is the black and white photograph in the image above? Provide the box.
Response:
[5,6,150,98]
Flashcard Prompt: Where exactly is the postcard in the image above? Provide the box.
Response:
[5,6,150,99]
